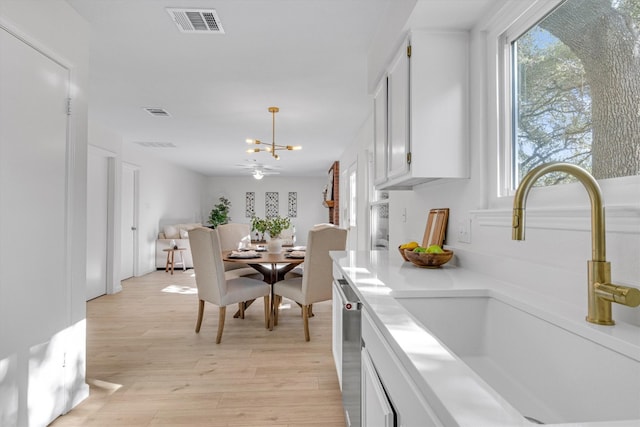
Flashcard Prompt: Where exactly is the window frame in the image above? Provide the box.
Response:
[488,0,639,209]
[499,0,566,197]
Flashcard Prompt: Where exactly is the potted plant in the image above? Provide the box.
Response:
[208,196,231,228]
[251,216,268,242]
[251,216,291,252]
[266,216,291,253]
[266,216,291,240]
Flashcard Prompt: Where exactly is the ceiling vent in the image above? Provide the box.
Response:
[134,142,176,148]
[166,8,225,34]
[143,107,171,117]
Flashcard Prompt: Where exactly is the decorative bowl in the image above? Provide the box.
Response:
[398,246,411,262]
[405,249,454,268]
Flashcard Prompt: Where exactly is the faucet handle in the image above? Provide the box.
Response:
[595,283,640,307]
[512,208,525,240]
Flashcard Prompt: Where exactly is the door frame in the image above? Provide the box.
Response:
[121,162,140,280]
[86,147,110,300]
[88,145,122,294]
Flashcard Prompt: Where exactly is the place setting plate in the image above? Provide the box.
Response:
[285,250,306,259]
[228,250,262,259]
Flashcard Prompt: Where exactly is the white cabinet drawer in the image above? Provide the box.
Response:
[362,309,443,426]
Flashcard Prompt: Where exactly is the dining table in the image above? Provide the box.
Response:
[222,249,305,330]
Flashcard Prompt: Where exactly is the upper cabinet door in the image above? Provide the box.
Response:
[387,42,410,181]
[373,78,388,185]
[374,30,469,190]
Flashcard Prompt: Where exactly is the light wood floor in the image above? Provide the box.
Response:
[50,270,346,426]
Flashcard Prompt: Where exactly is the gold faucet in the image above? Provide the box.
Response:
[512,162,640,325]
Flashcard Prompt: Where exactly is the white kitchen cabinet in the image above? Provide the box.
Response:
[362,348,395,426]
[373,78,388,186]
[362,308,444,426]
[387,42,410,182]
[375,30,469,190]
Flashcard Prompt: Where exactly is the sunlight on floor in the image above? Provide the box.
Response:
[161,284,198,295]
[278,301,292,310]
[86,378,122,395]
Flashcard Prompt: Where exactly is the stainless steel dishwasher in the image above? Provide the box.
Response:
[335,278,362,427]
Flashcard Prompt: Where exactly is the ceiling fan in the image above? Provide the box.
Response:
[245,106,302,160]
[236,160,280,180]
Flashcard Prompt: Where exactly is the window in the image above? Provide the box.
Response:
[507,0,640,190]
[370,191,389,250]
[349,170,357,228]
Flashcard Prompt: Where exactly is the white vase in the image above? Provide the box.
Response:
[267,238,283,253]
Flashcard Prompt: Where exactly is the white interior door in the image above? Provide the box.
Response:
[120,163,137,279]
[86,149,109,300]
[0,26,70,425]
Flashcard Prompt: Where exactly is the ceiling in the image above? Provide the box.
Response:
[66,0,500,178]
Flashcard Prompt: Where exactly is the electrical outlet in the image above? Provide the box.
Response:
[457,218,471,243]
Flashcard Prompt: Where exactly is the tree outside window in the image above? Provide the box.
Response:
[511,0,640,188]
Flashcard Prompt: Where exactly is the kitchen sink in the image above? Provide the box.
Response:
[395,295,640,425]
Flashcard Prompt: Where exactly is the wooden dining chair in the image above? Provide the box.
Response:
[272,225,347,341]
[189,227,270,343]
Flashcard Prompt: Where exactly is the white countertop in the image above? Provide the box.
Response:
[331,250,640,427]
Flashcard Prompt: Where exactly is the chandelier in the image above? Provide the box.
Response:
[246,106,301,160]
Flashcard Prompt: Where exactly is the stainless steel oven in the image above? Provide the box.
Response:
[335,278,362,427]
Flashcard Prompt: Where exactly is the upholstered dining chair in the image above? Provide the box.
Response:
[282,223,337,280]
[217,223,262,280]
[272,224,347,341]
[189,227,270,343]
[279,224,296,247]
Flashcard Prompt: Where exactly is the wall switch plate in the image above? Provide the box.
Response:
[457,218,471,243]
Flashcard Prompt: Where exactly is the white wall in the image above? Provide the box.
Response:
[339,114,374,251]
[122,144,207,274]
[205,176,328,246]
[89,122,208,277]
[90,119,326,273]
[0,1,90,425]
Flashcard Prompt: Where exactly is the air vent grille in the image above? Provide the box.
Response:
[134,142,176,148]
[166,8,225,34]
[143,107,171,117]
